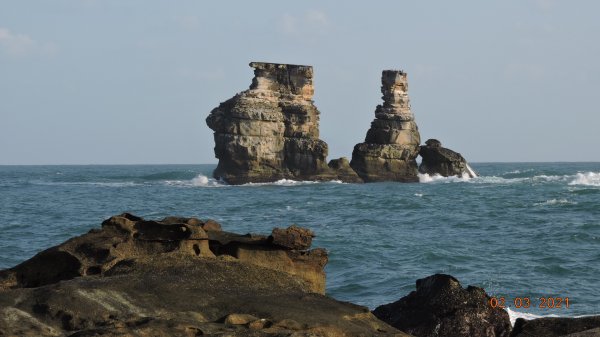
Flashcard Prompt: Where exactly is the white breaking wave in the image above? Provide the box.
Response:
[534,198,577,206]
[505,307,559,326]
[569,172,600,187]
[505,307,596,327]
[165,174,224,187]
[243,179,344,187]
[466,163,477,177]
[418,172,472,183]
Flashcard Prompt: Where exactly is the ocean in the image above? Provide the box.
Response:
[1,162,598,322]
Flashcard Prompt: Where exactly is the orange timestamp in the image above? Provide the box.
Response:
[489,296,570,309]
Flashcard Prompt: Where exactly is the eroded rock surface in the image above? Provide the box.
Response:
[373,274,511,337]
[0,214,408,337]
[418,139,476,178]
[206,62,353,184]
[351,70,421,182]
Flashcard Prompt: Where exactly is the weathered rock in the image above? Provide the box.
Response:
[418,139,476,178]
[351,70,421,182]
[510,316,600,337]
[207,62,350,184]
[328,157,363,183]
[373,274,511,337]
[202,218,222,231]
[0,214,409,337]
[224,313,259,325]
[270,225,314,250]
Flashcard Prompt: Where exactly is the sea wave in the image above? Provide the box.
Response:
[417,173,472,183]
[243,179,344,187]
[534,198,577,206]
[164,174,224,187]
[505,307,559,326]
[569,172,600,187]
[418,172,587,185]
[29,181,139,187]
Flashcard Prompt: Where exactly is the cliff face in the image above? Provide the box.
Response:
[206,62,338,184]
[350,71,421,182]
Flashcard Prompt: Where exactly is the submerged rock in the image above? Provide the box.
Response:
[0,214,407,337]
[418,139,476,178]
[373,274,511,337]
[350,70,421,182]
[206,62,353,184]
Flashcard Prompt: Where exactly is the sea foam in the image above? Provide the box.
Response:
[569,172,600,186]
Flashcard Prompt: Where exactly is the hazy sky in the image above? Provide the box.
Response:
[1,0,599,164]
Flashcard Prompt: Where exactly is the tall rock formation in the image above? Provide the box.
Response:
[206,62,342,184]
[350,70,421,182]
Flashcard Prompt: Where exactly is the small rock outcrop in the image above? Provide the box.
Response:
[350,70,421,182]
[510,316,600,337]
[0,214,407,337]
[207,62,352,184]
[418,139,476,178]
[373,274,511,337]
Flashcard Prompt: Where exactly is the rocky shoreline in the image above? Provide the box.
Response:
[1,214,597,337]
[206,62,475,185]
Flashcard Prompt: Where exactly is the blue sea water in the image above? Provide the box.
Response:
[0,163,599,321]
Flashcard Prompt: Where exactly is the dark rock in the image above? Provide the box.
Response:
[350,70,421,182]
[270,225,314,250]
[206,62,347,184]
[328,157,363,183]
[510,316,600,337]
[0,214,408,337]
[418,139,476,178]
[373,274,511,337]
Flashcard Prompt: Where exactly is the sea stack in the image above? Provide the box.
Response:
[350,70,421,182]
[206,62,338,184]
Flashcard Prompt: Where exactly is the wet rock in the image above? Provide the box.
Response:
[418,139,476,177]
[351,70,421,182]
[373,274,511,337]
[510,316,600,337]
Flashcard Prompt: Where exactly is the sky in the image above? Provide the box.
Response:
[1,0,599,164]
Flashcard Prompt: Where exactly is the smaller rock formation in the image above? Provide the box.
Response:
[206,62,354,184]
[351,70,421,182]
[418,139,476,178]
[328,157,363,183]
[373,274,511,337]
[510,316,600,337]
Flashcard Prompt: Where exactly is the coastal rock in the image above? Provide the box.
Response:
[328,157,363,183]
[373,274,511,337]
[350,70,421,182]
[418,139,476,177]
[270,225,314,250]
[206,62,349,184]
[510,316,600,337]
[0,214,408,337]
